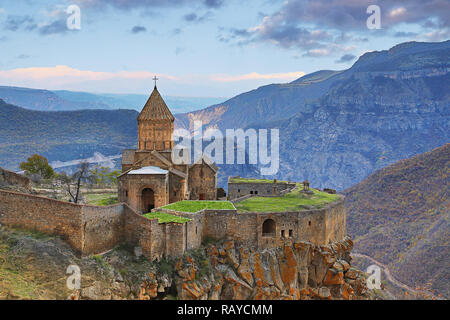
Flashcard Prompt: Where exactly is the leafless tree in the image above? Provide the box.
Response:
[59,162,95,204]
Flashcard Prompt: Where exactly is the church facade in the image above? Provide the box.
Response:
[118,86,218,213]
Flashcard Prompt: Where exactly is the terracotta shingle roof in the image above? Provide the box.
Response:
[138,87,174,121]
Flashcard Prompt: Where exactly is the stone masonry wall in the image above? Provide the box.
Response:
[0,189,83,254]
[0,168,32,190]
[81,204,126,255]
[228,182,294,200]
[201,198,346,248]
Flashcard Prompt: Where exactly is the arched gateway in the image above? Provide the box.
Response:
[142,188,155,213]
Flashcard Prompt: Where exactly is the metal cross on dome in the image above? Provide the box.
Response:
[153,76,159,88]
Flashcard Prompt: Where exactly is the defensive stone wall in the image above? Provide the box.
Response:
[0,190,189,261]
[0,189,83,254]
[0,188,346,262]
[0,168,32,190]
[81,204,126,255]
[155,198,346,249]
[228,181,295,200]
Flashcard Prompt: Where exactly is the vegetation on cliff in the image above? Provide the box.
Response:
[346,144,449,298]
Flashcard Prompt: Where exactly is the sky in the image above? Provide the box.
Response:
[0,0,448,97]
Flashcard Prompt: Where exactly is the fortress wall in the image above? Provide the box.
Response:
[81,204,126,256]
[202,211,258,244]
[228,182,294,200]
[0,189,83,254]
[165,223,187,258]
[324,199,346,243]
[185,213,204,250]
[202,199,346,249]
[123,206,188,261]
[296,210,326,246]
[0,168,32,190]
[123,206,159,260]
[153,208,204,250]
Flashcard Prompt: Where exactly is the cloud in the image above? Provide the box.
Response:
[227,0,450,53]
[0,65,178,83]
[394,31,418,38]
[131,25,147,33]
[211,71,306,82]
[302,49,330,58]
[39,19,69,35]
[16,54,31,59]
[204,0,224,9]
[73,0,224,10]
[183,11,212,23]
[175,47,185,55]
[335,54,356,63]
[0,65,306,89]
[4,15,37,31]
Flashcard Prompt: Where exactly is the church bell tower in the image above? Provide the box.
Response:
[137,77,175,151]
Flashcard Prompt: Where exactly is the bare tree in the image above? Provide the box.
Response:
[59,162,94,204]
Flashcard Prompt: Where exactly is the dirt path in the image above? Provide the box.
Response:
[352,252,441,300]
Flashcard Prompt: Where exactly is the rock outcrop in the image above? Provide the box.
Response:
[139,236,370,300]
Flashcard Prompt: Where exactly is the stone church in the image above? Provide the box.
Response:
[118,84,218,213]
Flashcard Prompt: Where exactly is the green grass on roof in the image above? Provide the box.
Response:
[229,178,288,184]
[86,193,118,206]
[143,212,191,224]
[234,184,340,213]
[161,200,235,213]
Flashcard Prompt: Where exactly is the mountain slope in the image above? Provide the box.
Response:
[345,144,450,298]
[0,86,114,111]
[0,99,138,170]
[177,40,450,190]
[0,99,257,187]
[0,86,226,114]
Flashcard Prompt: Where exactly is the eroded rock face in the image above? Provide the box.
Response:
[146,235,369,300]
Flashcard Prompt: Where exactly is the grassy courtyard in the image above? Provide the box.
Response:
[143,212,192,224]
[229,177,288,184]
[161,200,236,213]
[234,184,340,213]
[85,193,119,206]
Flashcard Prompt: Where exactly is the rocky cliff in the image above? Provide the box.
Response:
[0,227,376,300]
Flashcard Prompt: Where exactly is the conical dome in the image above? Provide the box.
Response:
[138,87,174,121]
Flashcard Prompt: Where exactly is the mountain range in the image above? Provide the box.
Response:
[0,86,226,114]
[0,40,449,191]
[346,144,449,298]
[177,40,450,190]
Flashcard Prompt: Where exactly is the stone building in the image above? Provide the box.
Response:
[117,85,218,213]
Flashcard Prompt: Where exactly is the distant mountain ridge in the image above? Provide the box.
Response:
[176,40,450,190]
[0,86,226,114]
[345,144,449,298]
[0,99,138,171]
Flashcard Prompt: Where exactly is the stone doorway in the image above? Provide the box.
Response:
[199,193,206,200]
[142,188,155,213]
[262,219,276,237]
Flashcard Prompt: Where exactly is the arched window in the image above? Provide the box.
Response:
[262,219,276,237]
